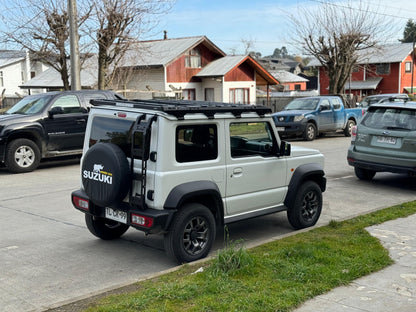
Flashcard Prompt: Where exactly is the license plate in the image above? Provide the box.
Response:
[377,136,397,145]
[105,207,127,224]
[276,127,285,131]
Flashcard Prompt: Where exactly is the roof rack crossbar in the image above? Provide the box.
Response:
[90,99,271,119]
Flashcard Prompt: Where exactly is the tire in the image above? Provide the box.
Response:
[85,214,129,240]
[303,123,316,141]
[343,119,356,137]
[164,203,216,264]
[354,167,376,180]
[5,138,41,173]
[287,181,322,230]
[82,143,131,207]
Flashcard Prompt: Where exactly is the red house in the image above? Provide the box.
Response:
[312,43,416,99]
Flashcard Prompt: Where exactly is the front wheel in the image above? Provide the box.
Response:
[164,203,216,264]
[303,123,316,141]
[287,181,322,229]
[343,119,356,137]
[85,214,129,240]
[5,138,41,173]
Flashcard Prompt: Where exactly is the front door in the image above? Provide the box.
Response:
[225,120,287,216]
[42,94,88,152]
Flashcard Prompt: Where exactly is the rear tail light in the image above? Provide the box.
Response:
[351,126,357,142]
[73,196,89,211]
[131,213,154,228]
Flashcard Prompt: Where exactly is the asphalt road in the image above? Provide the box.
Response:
[1,135,416,312]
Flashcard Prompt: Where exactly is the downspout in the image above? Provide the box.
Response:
[25,50,31,95]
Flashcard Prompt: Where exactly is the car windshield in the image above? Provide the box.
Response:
[6,95,53,115]
[285,98,319,110]
[362,107,416,131]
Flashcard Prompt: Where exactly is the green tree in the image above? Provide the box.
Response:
[400,19,416,43]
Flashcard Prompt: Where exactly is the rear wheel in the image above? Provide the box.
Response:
[343,119,356,137]
[287,181,322,229]
[303,123,316,141]
[164,203,216,264]
[5,138,41,173]
[85,214,129,240]
[354,167,376,180]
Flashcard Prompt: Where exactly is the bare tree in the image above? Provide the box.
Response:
[291,0,394,94]
[84,0,173,89]
[1,0,91,90]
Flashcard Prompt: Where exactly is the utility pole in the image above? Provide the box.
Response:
[68,0,81,90]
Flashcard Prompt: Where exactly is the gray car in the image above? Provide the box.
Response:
[358,93,409,109]
[347,101,416,180]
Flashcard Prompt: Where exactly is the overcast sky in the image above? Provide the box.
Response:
[151,0,416,57]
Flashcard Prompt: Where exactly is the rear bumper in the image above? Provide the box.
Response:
[347,149,416,174]
[71,189,176,234]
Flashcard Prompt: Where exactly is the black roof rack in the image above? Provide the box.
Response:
[90,99,271,119]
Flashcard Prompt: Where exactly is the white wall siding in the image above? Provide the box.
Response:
[125,67,166,99]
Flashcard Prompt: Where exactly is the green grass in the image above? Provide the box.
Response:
[83,201,416,312]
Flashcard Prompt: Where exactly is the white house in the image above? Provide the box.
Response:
[0,50,48,98]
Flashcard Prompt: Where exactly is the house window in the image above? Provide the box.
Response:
[294,84,301,91]
[405,61,412,73]
[205,88,214,101]
[182,89,195,100]
[376,63,390,75]
[0,71,3,87]
[185,48,201,68]
[230,88,249,104]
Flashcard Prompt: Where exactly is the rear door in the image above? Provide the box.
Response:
[224,120,287,217]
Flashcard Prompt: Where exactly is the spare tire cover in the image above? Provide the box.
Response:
[82,143,131,207]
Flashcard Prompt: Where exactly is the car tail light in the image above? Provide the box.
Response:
[351,126,357,142]
[73,196,89,211]
[131,213,154,228]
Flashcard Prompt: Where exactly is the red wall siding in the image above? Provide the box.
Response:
[166,44,220,83]
[366,63,400,94]
[284,82,307,91]
[224,62,254,82]
[400,54,416,93]
[319,60,413,95]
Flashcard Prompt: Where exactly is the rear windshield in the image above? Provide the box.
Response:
[362,107,416,131]
[89,116,135,157]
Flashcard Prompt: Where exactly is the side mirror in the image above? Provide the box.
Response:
[48,106,64,117]
[279,141,291,156]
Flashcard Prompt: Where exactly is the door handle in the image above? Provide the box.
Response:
[231,167,243,177]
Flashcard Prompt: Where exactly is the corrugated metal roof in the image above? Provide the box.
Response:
[0,50,26,68]
[269,70,309,83]
[195,55,246,77]
[120,36,225,67]
[308,43,414,66]
[344,77,382,90]
[21,57,97,88]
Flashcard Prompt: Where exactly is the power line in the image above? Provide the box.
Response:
[308,0,415,20]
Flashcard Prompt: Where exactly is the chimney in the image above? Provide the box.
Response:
[163,30,168,40]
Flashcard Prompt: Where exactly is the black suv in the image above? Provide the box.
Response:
[0,90,123,173]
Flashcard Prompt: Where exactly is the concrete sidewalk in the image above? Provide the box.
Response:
[295,213,416,312]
